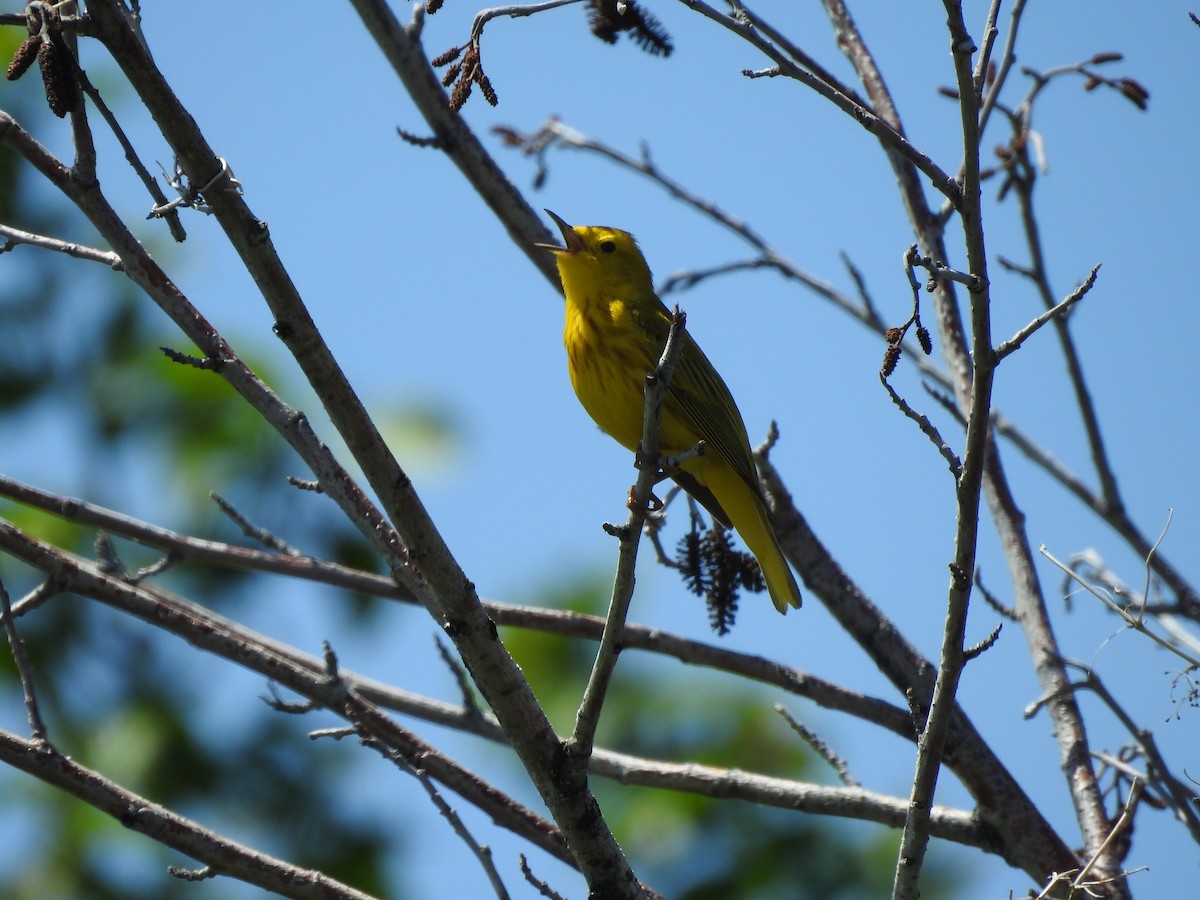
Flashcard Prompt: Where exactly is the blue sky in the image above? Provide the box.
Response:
[4,2,1199,898]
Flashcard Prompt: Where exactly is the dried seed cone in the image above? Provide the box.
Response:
[7,35,40,81]
[882,343,902,377]
[916,325,933,355]
[477,71,498,107]
[38,39,79,118]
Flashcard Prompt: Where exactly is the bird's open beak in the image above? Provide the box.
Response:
[536,209,585,254]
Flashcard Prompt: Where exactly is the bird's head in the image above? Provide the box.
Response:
[538,210,654,298]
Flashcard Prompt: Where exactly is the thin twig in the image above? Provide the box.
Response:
[995,265,1101,361]
[519,854,567,900]
[775,705,859,787]
[436,635,481,716]
[999,89,1126,523]
[1136,508,1172,628]
[907,249,984,294]
[972,0,1003,99]
[963,623,1002,662]
[365,732,511,900]
[1040,546,1200,669]
[977,0,1031,135]
[68,45,186,240]
[467,0,583,43]
[879,374,962,477]
[974,569,1017,621]
[210,492,302,557]
[658,257,780,295]
[0,575,49,742]
[1059,661,1200,844]
[567,309,689,762]
[1071,778,1142,892]
[0,223,123,267]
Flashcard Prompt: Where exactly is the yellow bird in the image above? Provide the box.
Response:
[541,211,802,613]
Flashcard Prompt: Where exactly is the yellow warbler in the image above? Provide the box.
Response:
[541,211,802,613]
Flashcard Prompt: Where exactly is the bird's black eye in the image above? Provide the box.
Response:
[599,240,617,254]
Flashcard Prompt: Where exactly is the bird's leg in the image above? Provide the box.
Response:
[629,441,706,518]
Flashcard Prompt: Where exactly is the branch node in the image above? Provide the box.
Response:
[168,865,216,882]
[286,476,324,493]
[396,126,444,149]
[160,346,222,370]
[964,623,1003,661]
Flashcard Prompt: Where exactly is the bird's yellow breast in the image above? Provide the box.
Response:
[564,292,651,453]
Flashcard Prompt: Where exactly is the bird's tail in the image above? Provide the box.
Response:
[756,528,803,613]
[697,462,802,613]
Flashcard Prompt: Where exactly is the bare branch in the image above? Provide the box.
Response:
[16,3,644,883]
[1064,663,1200,844]
[591,747,988,850]
[0,222,122,267]
[0,729,377,900]
[891,4,993,889]
[997,82,1126,525]
[0,475,917,741]
[977,0,1032,135]
[1071,779,1143,893]
[995,265,1101,361]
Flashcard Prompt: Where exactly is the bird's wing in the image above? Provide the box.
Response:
[669,468,733,528]
[668,334,766,501]
[630,301,766,511]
